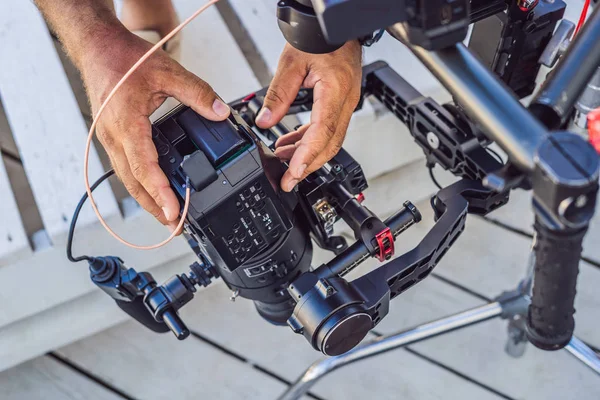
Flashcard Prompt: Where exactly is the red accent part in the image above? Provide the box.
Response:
[356,193,365,203]
[375,228,395,262]
[588,109,600,154]
[575,0,591,36]
[242,93,256,102]
[518,0,538,12]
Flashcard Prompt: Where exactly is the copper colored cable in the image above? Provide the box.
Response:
[84,0,221,249]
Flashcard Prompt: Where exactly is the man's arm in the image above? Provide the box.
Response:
[34,0,231,232]
[35,0,122,73]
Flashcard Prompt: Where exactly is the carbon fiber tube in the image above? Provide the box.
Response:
[526,221,588,350]
[530,5,600,129]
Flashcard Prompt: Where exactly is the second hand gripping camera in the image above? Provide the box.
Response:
[71,0,600,357]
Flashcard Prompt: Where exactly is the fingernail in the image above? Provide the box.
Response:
[168,222,178,233]
[213,99,230,116]
[162,207,174,221]
[256,107,271,125]
[286,179,299,192]
[296,164,307,178]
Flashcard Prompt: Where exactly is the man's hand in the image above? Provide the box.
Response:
[255,41,363,192]
[83,31,230,231]
[36,0,230,231]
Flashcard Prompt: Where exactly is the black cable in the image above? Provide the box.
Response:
[428,165,443,190]
[67,169,115,263]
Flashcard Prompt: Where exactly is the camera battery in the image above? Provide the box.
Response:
[177,108,248,168]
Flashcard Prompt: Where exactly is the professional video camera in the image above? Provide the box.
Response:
[69,0,600,360]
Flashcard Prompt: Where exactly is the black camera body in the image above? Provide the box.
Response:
[152,105,314,324]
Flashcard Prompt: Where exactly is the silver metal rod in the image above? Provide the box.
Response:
[278,302,502,400]
[565,336,600,375]
[386,24,548,172]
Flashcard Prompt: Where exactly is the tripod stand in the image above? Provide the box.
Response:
[278,250,600,400]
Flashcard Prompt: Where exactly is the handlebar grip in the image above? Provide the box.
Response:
[162,309,191,340]
[526,220,587,350]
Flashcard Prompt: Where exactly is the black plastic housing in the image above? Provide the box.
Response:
[152,106,313,324]
[468,0,566,98]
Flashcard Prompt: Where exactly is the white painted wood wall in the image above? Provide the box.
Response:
[0,0,596,376]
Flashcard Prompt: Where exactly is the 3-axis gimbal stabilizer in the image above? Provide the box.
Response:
[68,0,600,358]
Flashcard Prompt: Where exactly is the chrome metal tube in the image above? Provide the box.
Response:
[386,24,548,172]
[565,336,600,375]
[278,302,503,400]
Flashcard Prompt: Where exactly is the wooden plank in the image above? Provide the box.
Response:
[487,189,600,265]
[0,156,29,263]
[0,253,196,372]
[0,210,191,329]
[0,97,18,155]
[180,282,500,400]
[3,156,44,241]
[403,319,599,399]
[374,277,600,399]
[57,319,288,400]
[0,356,121,400]
[0,1,119,241]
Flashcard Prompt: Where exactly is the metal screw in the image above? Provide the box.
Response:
[482,173,507,192]
[230,290,240,302]
[427,132,440,149]
[575,195,588,208]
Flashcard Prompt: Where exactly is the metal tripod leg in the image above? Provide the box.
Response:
[565,337,600,375]
[278,302,504,400]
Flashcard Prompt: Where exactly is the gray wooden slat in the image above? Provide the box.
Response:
[0,97,18,155]
[488,189,600,265]
[0,1,119,240]
[0,356,121,400]
[3,156,44,242]
[0,156,29,263]
[391,318,600,399]
[172,1,260,101]
[0,254,197,373]
[0,211,191,331]
[375,277,600,400]
[180,282,501,400]
[57,320,288,400]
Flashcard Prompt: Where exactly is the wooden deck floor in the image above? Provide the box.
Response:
[1,1,599,399]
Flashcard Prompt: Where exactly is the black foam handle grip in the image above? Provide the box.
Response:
[115,298,170,333]
[526,221,587,350]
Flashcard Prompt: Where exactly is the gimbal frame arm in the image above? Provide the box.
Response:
[277,8,600,356]
[386,11,599,351]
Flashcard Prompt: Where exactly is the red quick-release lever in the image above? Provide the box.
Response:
[588,108,600,154]
[375,228,394,262]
